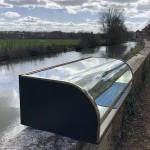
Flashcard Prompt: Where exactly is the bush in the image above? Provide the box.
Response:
[79,32,100,49]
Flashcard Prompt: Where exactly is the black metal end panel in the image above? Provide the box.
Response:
[19,76,99,144]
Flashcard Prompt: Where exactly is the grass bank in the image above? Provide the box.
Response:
[0,39,80,62]
[123,41,144,61]
[0,39,80,48]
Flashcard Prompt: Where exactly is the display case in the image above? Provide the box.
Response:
[19,57,132,144]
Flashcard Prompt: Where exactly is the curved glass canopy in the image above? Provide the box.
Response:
[30,57,131,100]
[19,57,132,144]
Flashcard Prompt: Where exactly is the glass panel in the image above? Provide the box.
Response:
[29,58,130,100]
[97,105,108,117]
[95,70,132,108]
[100,109,117,137]
[96,82,126,107]
[99,84,132,138]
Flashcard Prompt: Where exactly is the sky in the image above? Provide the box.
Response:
[0,0,150,33]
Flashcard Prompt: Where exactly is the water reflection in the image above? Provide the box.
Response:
[30,58,129,100]
[94,42,136,59]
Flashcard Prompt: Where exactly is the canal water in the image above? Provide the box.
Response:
[0,42,136,142]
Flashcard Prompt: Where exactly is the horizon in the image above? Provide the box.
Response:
[0,0,150,33]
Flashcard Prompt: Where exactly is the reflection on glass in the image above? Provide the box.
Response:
[97,70,132,138]
[100,109,117,137]
[95,70,132,109]
[29,58,129,100]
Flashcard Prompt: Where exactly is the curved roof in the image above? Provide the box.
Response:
[30,57,130,100]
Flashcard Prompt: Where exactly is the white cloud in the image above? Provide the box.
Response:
[86,19,91,22]
[18,16,40,22]
[0,1,12,8]
[45,1,62,9]
[125,20,148,31]
[2,0,150,18]
[53,0,87,6]
[3,12,21,18]
[0,18,5,21]
[4,0,46,6]
[0,16,99,33]
[1,0,150,32]
[130,11,150,19]
[0,14,148,33]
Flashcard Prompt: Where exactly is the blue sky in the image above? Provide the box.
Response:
[0,0,150,32]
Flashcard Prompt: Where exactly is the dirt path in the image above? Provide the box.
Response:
[120,70,150,150]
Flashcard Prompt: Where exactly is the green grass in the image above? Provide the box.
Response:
[0,39,80,62]
[0,39,80,50]
[123,41,144,61]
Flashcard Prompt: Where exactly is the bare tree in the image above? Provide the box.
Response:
[99,6,127,45]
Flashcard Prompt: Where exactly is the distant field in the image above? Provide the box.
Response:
[0,39,80,50]
[0,39,80,61]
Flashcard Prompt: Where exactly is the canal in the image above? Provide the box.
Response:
[0,42,136,143]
